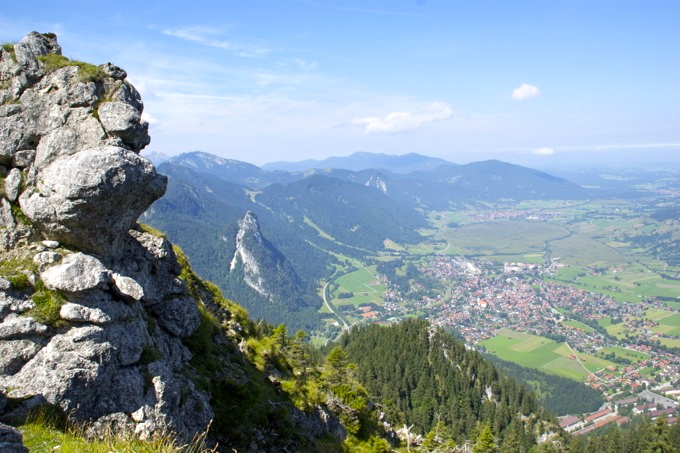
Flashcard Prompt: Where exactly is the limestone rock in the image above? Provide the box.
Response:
[0,339,43,375]
[0,32,213,445]
[21,147,167,254]
[98,102,150,152]
[112,273,144,302]
[153,296,201,338]
[0,293,34,315]
[0,314,49,340]
[40,252,110,294]
[3,168,22,203]
[60,303,112,325]
[32,250,61,271]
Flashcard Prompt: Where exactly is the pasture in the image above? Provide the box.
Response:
[441,221,567,259]
[597,346,650,363]
[481,328,615,381]
[329,265,386,308]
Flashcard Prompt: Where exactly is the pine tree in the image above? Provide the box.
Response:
[474,425,496,453]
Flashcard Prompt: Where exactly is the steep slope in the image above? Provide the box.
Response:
[224,211,321,328]
[0,32,357,452]
[257,174,427,251]
[145,162,330,331]
[340,319,565,450]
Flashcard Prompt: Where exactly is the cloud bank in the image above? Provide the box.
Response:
[353,102,454,135]
[512,83,540,101]
[532,147,555,155]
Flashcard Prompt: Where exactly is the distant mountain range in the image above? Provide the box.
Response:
[142,150,595,330]
[262,151,452,173]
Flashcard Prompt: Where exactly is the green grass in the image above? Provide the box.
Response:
[441,221,567,259]
[303,216,335,240]
[606,322,631,340]
[20,413,214,453]
[1,41,17,62]
[37,54,106,83]
[329,266,386,308]
[597,317,612,328]
[597,346,650,363]
[28,282,68,328]
[563,319,594,333]
[481,328,615,381]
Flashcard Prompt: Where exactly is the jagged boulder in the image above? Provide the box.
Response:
[1,31,163,254]
[21,147,166,254]
[0,32,212,444]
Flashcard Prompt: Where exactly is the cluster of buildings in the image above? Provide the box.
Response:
[559,389,678,434]
[370,255,680,405]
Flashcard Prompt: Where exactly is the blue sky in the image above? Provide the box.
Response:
[2,0,678,167]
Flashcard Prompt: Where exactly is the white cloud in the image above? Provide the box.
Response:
[512,83,541,101]
[532,147,555,155]
[162,26,270,57]
[353,102,454,135]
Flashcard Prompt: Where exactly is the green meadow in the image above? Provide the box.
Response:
[441,221,567,258]
[328,265,386,308]
[481,328,615,381]
[597,346,650,363]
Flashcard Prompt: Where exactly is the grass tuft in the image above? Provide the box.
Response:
[20,406,217,453]
[10,203,32,226]
[29,281,68,327]
[1,42,17,63]
[37,54,106,83]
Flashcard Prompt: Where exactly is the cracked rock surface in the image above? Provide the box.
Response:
[0,32,212,444]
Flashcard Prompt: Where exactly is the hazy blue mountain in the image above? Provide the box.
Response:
[263,151,452,174]
[418,160,592,201]
[166,151,297,189]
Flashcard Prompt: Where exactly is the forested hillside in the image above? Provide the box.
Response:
[338,319,562,451]
[486,355,605,416]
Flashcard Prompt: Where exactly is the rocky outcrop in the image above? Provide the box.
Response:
[229,211,304,305]
[1,31,162,255]
[0,32,211,443]
[230,211,272,298]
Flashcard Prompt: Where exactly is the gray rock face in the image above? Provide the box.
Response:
[0,33,212,444]
[1,31,165,254]
[21,147,166,254]
[40,252,110,294]
[98,102,150,152]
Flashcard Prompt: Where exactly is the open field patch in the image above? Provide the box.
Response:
[597,346,650,362]
[564,319,594,333]
[442,221,567,259]
[645,308,675,322]
[481,329,613,381]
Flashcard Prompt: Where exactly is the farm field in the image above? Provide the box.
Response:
[480,328,615,381]
[442,221,567,258]
[596,346,650,363]
[563,319,594,333]
[328,265,386,308]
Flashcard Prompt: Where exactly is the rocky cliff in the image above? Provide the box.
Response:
[0,32,211,443]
